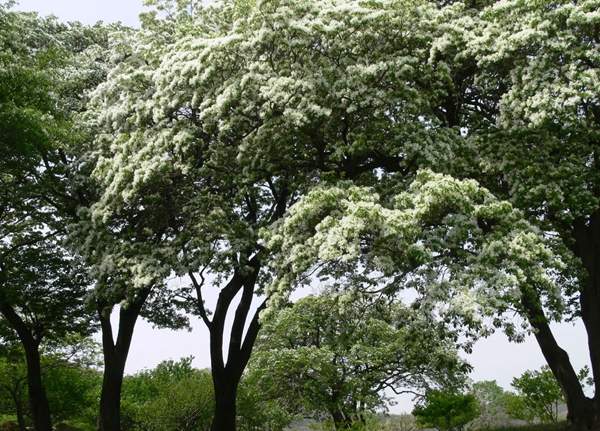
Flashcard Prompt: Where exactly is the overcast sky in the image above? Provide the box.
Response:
[10,0,590,414]
[13,0,144,26]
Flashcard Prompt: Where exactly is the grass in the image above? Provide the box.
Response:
[480,423,569,431]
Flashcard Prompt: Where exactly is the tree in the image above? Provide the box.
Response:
[412,390,480,431]
[236,373,293,431]
[505,366,565,425]
[0,5,170,429]
[427,1,600,428]
[249,292,469,430]
[0,6,108,430]
[235,0,600,428]
[43,344,102,429]
[469,381,511,430]
[83,0,465,429]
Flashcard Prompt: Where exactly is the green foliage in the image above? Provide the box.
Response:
[378,414,418,431]
[0,6,96,342]
[43,360,101,426]
[412,390,480,431]
[0,346,27,425]
[120,357,213,431]
[250,292,468,430]
[505,366,564,424]
[472,424,568,431]
[0,342,101,430]
[120,357,291,431]
[237,373,294,431]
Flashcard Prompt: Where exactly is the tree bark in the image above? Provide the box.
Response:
[569,213,600,430]
[23,343,53,431]
[97,288,150,431]
[211,371,239,431]
[514,211,600,430]
[0,302,53,431]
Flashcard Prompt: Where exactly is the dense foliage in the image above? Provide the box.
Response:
[412,389,480,431]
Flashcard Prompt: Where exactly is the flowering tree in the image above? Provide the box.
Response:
[262,1,600,429]
[84,0,467,429]
[425,1,600,428]
[81,1,600,430]
[264,170,566,334]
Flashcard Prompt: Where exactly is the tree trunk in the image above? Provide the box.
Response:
[568,213,600,430]
[211,373,238,431]
[97,289,149,431]
[98,349,127,431]
[0,303,53,431]
[520,285,600,429]
[23,344,53,431]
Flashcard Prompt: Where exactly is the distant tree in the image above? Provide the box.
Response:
[250,292,468,430]
[43,345,102,427]
[505,366,565,424]
[380,414,417,431]
[412,390,479,431]
[236,373,293,431]
[120,358,211,431]
[469,381,511,430]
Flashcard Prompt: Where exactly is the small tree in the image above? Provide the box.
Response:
[119,357,291,431]
[469,381,511,430]
[506,366,564,424]
[412,390,480,431]
[250,292,469,430]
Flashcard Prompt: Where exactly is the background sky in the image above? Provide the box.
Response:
[10,0,590,414]
[13,0,144,26]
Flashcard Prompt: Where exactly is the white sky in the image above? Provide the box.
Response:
[13,0,144,26]
[11,0,590,415]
